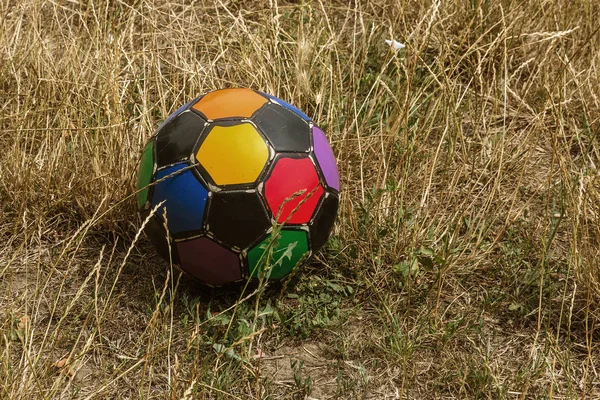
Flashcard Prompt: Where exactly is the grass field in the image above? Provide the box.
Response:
[1,0,599,398]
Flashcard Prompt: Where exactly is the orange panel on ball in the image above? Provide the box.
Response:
[196,123,269,186]
[192,88,267,120]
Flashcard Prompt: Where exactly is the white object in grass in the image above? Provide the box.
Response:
[385,39,406,51]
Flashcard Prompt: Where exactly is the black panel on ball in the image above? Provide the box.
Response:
[156,110,206,167]
[206,191,271,250]
[253,103,311,152]
[141,211,180,265]
[309,192,339,251]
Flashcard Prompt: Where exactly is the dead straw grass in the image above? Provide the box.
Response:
[1,0,599,398]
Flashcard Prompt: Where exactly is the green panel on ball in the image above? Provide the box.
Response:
[248,229,309,279]
[136,140,154,209]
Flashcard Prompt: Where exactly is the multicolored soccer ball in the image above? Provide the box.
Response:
[136,88,340,285]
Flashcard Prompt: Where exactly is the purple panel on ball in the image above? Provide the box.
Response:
[312,127,340,191]
[176,237,242,285]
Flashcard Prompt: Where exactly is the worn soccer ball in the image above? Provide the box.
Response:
[136,88,340,285]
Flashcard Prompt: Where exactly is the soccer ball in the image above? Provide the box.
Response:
[136,88,340,285]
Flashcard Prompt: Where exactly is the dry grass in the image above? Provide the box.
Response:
[1,0,599,398]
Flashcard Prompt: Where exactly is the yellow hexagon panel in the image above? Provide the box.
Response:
[196,123,269,186]
[192,88,267,120]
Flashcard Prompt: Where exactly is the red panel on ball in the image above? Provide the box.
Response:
[264,157,324,224]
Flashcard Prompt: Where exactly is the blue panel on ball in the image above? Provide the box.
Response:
[151,163,208,234]
[260,92,311,121]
